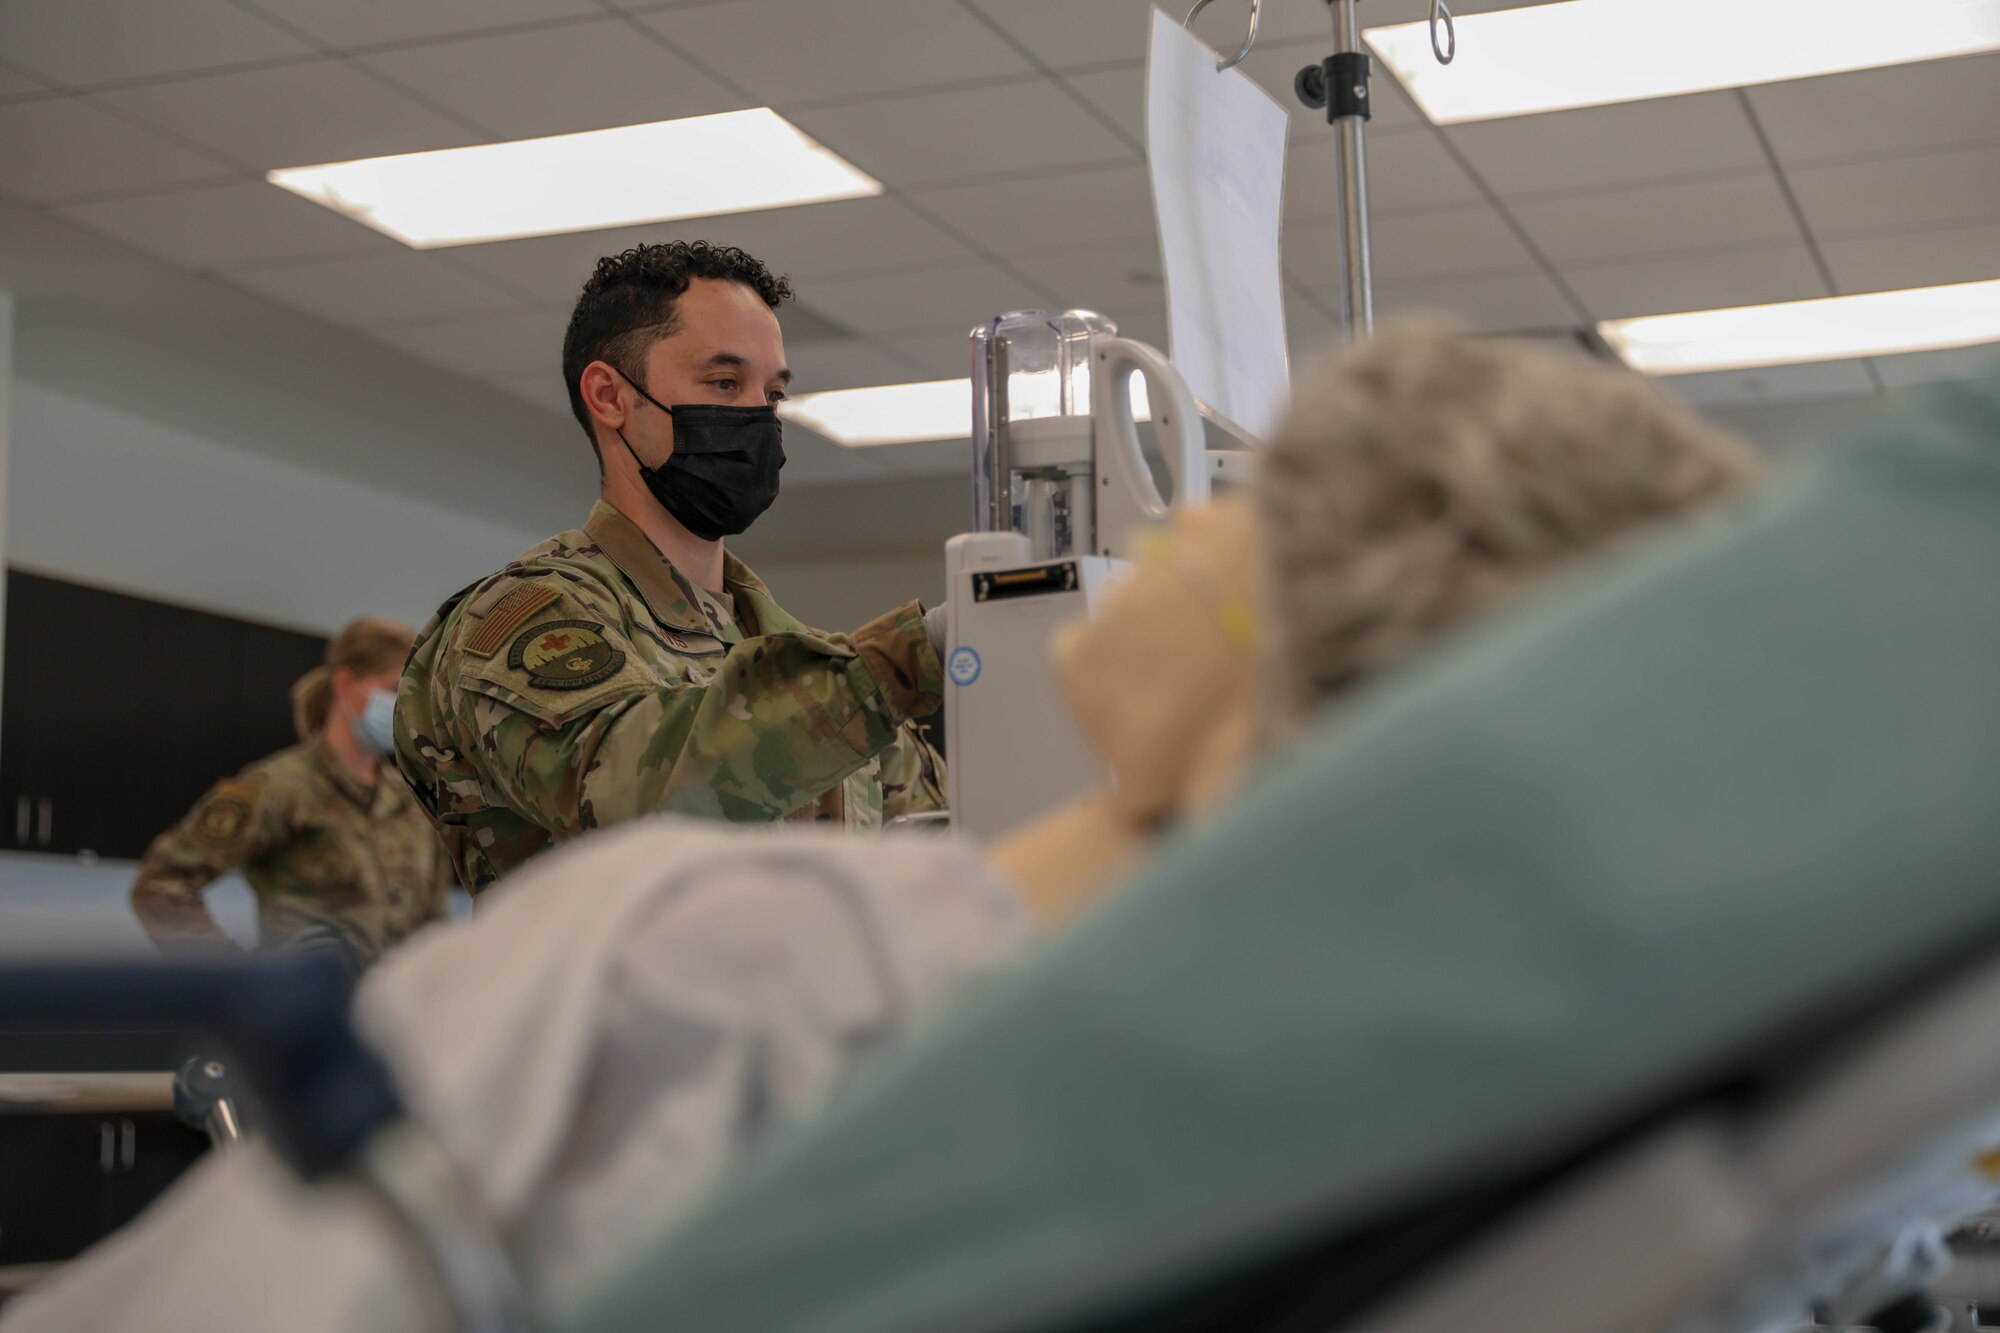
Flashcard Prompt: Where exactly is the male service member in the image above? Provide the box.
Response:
[396,240,946,891]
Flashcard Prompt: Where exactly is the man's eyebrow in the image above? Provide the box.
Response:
[698,351,791,384]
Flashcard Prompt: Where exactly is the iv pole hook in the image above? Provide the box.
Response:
[1431,0,1457,64]
[1185,0,1262,72]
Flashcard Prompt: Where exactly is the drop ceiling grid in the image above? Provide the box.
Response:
[0,0,1992,451]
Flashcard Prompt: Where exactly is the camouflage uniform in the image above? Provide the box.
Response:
[130,737,453,965]
[396,501,947,893]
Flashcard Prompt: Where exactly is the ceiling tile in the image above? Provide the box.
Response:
[805,259,1050,339]
[1564,244,1830,321]
[787,78,1136,186]
[0,62,53,98]
[965,0,1212,71]
[369,307,567,379]
[885,332,977,380]
[359,19,746,141]
[97,59,475,170]
[1241,38,1426,138]
[1662,359,1877,411]
[601,0,756,9]
[238,0,600,51]
[1746,53,2000,166]
[777,302,855,345]
[1509,172,1799,266]
[963,0,1561,74]
[0,0,310,88]
[0,97,234,203]
[686,196,973,279]
[908,162,1156,259]
[784,340,931,394]
[1788,142,2000,238]
[887,312,1191,382]
[227,251,525,325]
[1819,220,2000,296]
[1013,244,1168,332]
[1287,128,1484,220]
[641,0,1033,104]
[473,364,581,423]
[437,228,647,307]
[1376,269,1577,333]
[55,178,397,269]
[1106,306,1172,349]
[1287,202,1533,291]
[1059,45,1424,150]
[1448,92,1768,198]
[446,197,972,305]
[1285,293,1342,361]
[1056,64,1147,144]
[1872,344,2000,391]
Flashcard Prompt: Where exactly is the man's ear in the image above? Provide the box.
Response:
[578,361,630,434]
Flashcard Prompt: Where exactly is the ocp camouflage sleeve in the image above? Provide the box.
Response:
[130,774,282,953]
[425,842,457,917]
[450,596,944,834]
[879,723,948,823]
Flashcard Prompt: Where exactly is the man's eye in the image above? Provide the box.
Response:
[713,378,738,393]
[767,390,787,404]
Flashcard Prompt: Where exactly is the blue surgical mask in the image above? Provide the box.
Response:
[356,688,397,756]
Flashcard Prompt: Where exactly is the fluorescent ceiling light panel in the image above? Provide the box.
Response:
[782,378,1153,447]
[267,109,881,249]
[782,379,974,447]
[1369,0,2000,124]
[1599,279,2000,376]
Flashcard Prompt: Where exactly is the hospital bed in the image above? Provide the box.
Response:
[572,368,2000,1333]
[4,368,2000,1333]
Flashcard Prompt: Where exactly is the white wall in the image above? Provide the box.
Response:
[8,381,545,635]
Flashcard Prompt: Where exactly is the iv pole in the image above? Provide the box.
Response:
[1286,0,1455,340]
[1184,0,1454,342]
[1307,0,1375,336]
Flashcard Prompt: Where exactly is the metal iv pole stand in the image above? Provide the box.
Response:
[1298,0,1377,339]
[1297,0,1452,340]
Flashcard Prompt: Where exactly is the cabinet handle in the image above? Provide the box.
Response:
[99,1121,116,1173]
[14,796,26,845]
[36,798,52,847]
[120,1118,137,1170]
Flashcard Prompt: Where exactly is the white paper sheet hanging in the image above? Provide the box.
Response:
[1146,6,1291,442]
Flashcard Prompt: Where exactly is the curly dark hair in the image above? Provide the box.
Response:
[560,239,794,445]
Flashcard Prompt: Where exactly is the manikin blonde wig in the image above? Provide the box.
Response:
[1258,321,1763,721]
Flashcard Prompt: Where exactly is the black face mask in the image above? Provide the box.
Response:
[614,373,786,541]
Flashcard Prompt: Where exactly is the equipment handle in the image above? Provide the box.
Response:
[1091,337,1209,556]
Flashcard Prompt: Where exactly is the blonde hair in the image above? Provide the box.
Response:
[1258,321,1762,722]
[291,617,416,741]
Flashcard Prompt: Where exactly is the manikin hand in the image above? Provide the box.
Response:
[990,497,1269,924]
[1053,496,1268,826]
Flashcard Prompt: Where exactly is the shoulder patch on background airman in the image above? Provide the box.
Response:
[509,620,626,691]
[193,781,257,845]
[465,583,562,658]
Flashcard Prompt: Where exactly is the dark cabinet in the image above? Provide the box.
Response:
[0,1104,209,1266]
[0,570,325,860]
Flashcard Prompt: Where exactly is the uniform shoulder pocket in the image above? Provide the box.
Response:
[458,577,565,659]
[451,590,654,730]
